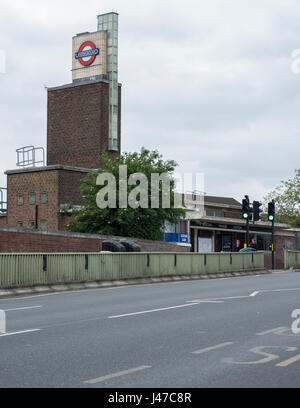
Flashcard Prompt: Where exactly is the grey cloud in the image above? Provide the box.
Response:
[1,0,300,202]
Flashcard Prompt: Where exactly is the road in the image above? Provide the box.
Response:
[0,271,300,388]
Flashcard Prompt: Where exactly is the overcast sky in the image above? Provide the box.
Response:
[1,0,300,202]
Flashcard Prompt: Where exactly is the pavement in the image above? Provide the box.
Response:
[0,269,272,299]
[0,270,300,388]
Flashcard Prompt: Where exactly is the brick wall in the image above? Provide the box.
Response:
[274,234,296,269]
[264,252,272,270]
[47,80,121,169]
[0,228,102,253]
[58,169,90,206]
[0,216,7,226]
[6,170,60,230]
[5,167,92,231]
[0,226,190,253]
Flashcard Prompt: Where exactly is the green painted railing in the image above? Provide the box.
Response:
[284,250,300,269]
[0,252,265,289]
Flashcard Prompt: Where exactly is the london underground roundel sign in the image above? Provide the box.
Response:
[75,41,99,66]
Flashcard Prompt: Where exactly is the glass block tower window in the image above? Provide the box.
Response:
[98,12,119,151]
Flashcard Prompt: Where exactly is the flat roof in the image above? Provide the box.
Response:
[47,78,122,92]
[5,165,95,175]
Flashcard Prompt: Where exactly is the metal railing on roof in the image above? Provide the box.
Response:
[16,146,45,168]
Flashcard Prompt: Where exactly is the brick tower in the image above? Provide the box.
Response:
[3,13,122,231]
[47,12,121,168]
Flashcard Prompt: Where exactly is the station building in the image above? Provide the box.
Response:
[162,193,300,268]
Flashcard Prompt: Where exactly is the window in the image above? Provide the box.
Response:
[17,221,23,228]
[29,220,35,229]
[29,193,35,204]
[41,192,47,204]
[41,220,47,231]
[206,210,224,218]
[17,195,24,205]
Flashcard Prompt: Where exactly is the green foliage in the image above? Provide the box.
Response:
[65,148,186,240]
[263,169,300,227]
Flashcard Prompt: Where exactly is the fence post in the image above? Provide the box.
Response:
[43,255,47,272]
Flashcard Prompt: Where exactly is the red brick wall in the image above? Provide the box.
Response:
[264,252,272,270]
[59,213,76,231]
[0,229,102,253]
[7,170,60,230]
[0,227,190,253]
[0,216,7,226]
[274,234,296,269]
[58,169,89,207]
[6,168,92,231]
[47,81,121,169]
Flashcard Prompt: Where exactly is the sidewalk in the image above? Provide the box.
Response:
[0,269,272,299]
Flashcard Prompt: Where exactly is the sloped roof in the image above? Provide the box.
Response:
[204,196,241,207]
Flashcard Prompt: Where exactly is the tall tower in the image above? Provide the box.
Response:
[47,13,121,169]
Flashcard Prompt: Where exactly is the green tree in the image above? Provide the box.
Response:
[263,169,300,227]
[65,148,186,240]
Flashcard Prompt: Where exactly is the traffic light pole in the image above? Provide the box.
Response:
[245,216,249,248]
[268,199,275,270]
[271,218,275,270]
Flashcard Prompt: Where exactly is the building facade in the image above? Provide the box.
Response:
[162,193,300,268]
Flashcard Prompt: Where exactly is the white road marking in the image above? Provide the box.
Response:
[4,306,43,312]
[0,329,41,337]
[260,288,300,294]
[0,310,5,334]
[192,342,234,355]
[256,327,290,336]
[223,346,297,365]
[185,300,224,304]
[276,354,300,367]
[188,295,252,303]
[108,302,201,319]
[84,365,152,384]
[188,287,300,304]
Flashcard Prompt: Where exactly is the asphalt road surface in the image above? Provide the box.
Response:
[0,271,300,388]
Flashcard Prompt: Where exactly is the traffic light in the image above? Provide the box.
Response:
[268,200,275,222]
[242,197,250,219]
[253,201,262,221]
